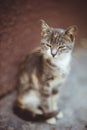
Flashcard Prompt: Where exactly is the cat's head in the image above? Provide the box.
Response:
[40,20,78,58]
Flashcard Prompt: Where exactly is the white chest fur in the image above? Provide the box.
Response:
[52,52,71,73]
[44,48,71,73]
[48,52,71,89]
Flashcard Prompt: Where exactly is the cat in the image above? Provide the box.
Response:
[16,20,78,124]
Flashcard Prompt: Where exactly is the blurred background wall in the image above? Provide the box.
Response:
[0,0,87,96]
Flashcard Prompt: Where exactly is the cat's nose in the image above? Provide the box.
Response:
[51,53,56,57]
[51,48,57,57]
[51,51,57,57]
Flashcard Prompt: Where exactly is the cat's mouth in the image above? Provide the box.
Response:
[51,53,56,58]
[51,51,61,58]
[51,54,58,59]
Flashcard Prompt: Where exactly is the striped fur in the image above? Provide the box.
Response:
[16,20,78,124]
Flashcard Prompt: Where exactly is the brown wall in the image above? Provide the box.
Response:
[0,0,87,96]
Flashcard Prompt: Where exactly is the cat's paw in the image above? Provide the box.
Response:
[56,111,63,119]
[46,117,56,125]
[32,109,43,117]
[35,109,43,115]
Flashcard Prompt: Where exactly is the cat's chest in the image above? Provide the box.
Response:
[51,53,71,74]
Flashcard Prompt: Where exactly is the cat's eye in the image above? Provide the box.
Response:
[46,43,51,47]
[59,46,66,49]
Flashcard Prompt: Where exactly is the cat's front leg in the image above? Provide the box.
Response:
[40,84,54,114]
[40,84,58,114]
[52,88,63,119]
[39,95,58,117]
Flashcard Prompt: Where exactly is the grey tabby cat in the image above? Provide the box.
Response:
[16,20,78,124]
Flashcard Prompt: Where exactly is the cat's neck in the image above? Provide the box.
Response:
[43,50,71,70]
[52,52,71,68]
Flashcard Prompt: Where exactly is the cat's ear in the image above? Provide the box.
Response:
[65,25,78,42]
[40,20,51,37]
[40,20,50,30]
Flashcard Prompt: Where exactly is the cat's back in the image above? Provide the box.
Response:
[17,48,44,94]
[19,48,44,74]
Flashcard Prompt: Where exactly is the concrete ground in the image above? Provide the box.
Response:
[0,0,87,129]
